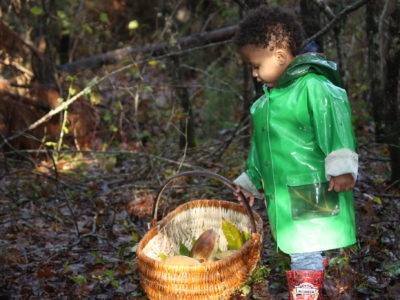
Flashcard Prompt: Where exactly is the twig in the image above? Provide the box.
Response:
[201,115,250,161]
[39,210,65,224]
[177,118,189,174]
[378,193,400,199]
[180,63,243,100]
[120,82,240,96]
[382,179,400,192]
[362,156,390,162]
[26,168,86,190]
[301,0,372,49]
[56,106,68,162]
[47,147,81,239]
[13,131,82,239]
[0,132,36,167]
[310,0,336,19]
[1,58,34,76]
[3,149,203,169]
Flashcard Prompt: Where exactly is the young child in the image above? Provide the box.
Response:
[232,6,358,299]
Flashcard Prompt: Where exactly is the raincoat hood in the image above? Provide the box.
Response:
[276,53,341,89]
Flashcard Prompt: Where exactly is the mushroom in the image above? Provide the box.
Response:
[164,255,201,265]
[190,229,218,262]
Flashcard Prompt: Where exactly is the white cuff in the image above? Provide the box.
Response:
[233,172,264,199]
[325,148,359,181]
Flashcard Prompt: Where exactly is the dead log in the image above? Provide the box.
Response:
[58,25,238,74]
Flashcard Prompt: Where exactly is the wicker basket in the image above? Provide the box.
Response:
[136,171,263,299]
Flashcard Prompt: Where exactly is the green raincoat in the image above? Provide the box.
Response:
[244,53,357,254]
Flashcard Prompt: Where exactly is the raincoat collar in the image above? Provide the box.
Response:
[274,53,341,89]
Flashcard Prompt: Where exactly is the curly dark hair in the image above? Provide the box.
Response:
[234,5,304,55]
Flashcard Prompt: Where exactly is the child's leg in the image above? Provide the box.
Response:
[289,251,324,271]
[286,251,325,299]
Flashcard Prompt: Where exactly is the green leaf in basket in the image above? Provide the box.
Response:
[242,230,250,243]
[179,242,190,256]
[239,285,251,296]
[222,220,244,250]
[159,253,168,261]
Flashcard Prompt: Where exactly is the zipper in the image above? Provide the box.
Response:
[263,86,279,252]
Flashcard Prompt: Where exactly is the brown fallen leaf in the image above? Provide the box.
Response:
[37,267,55,278]
[127,193,154,218]
[252,281,273,300]
[387,281,400,296]
[5,247,24,264]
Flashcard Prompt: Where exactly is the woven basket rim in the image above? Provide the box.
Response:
[136,199,263,271]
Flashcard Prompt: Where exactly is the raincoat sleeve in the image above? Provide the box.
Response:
[233,132,264,198]
[307,79,359,181]
[233,172,264,199]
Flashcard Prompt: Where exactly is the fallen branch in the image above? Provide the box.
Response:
[59,25,238,74]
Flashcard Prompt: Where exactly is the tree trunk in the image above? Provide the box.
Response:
[383,2,400,182]
[171,55,196,150]
[30,2,59,89]
[300,0,324,52]
[366,1,385,141]
[239,0,266,149]
[366,0,400,183]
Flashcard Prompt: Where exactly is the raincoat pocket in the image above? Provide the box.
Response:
[287,173,339,220]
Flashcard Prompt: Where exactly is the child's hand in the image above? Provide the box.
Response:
[328,174,355,192]
[233,186,255,207]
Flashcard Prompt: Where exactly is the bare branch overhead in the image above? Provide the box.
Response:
[59,25,238,74]
[301,0,372,49]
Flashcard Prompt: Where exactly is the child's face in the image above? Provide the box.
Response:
[240,45,294,88]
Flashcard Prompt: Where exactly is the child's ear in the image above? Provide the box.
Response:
[274,49,288,66]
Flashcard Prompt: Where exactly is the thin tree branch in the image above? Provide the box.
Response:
[301,0,372,49]
[310,0,336,19]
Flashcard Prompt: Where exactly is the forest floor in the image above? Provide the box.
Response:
[1,129,399,300]
[1,63,399,300]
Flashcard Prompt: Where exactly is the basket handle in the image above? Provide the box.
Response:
[151,170,257,234]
